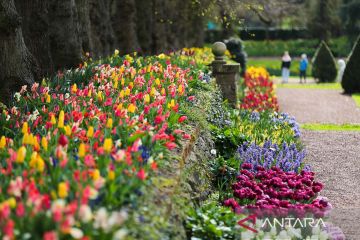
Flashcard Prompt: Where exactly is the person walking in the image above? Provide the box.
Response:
[281,51,291,83]
[299,53,308,83]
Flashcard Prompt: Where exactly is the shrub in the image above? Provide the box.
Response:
[342,35,360,93]
[312,41,337,83]
[242,37,351,58]
[225,38,247,76]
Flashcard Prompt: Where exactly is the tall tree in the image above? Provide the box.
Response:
[307,0,341,41]
[76,0,93,53]
[0,0,36,103]
[15,0,54,77]
[111,0,139,55]
[89,0,116,57]
[340,0,360,43]
[48,0,83,69]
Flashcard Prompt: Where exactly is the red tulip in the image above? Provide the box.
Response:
[58,135,68,146]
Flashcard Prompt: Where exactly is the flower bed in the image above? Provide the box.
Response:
[240,67,279,112]
[0,50,210,239]
[196,66,335,239]
[224,164,328,218]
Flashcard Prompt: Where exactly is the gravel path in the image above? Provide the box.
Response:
[276,88,360,124]
[302,130,360,240]
[276,87,360,239]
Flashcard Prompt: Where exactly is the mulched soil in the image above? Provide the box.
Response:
[276,88,360,124]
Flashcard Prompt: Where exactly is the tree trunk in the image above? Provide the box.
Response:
[15,0,54,77]
[135,0,154,54]
[111,0,139,55]
[89,0,116,57]
[76,0,93,54]
[151,0,169,54]
[48,0,83,69]
[0,0,35,103]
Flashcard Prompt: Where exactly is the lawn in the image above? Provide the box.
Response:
[276,82,342,90]
[301,123,360,131]
[248,57,312,77]
[352,93,360,107]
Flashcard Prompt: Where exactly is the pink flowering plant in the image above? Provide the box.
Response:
[224,164,329,217]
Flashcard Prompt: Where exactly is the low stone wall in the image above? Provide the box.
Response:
[126,84,220,239]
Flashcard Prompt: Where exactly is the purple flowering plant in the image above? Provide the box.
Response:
[238,140,310,173]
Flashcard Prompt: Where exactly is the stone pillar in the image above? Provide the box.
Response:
[211,42,240,108]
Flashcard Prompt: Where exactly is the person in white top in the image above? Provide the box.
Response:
[281,51,292,83]
[337,59,346,82]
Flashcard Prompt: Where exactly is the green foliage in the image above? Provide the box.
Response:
[186,200,244,240]
[307,0,342,41]
[342,36,360,93]
[312,41,337,83]
[210,156,240,200]
[244,37,351,58]
[210,124,246,159]
[352,93,360,107]
[340,0,360,41]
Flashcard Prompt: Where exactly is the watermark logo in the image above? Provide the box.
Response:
[237,215,326,233]
[237,214,258,233]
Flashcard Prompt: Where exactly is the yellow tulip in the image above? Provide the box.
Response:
[71,83,77,93]
[51,115,56,125]
[41,137,48,151]
[125,88,130,96]
[108,170,115,181]
[144,94,150,104]
[97,91,103,102]
[119,90,124,98]
[7,198,16,208]
[127,103,136,113]
[178,85,184,94]
[150,87,156,96]
[103,138,113,153]
[106,118,113,129]
[22,122,28,134]
[78,143,86,158]
[87,126,94,138]
[36,155,45,172]
[64,125,71,136]
[46,94,51,103]
[0,136,6,149]
[58,111,64,128]
[92,169,100,181]
[16,146,26,163]
[58,182,68,198]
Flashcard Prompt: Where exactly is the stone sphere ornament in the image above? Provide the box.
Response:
[212,42,227,57]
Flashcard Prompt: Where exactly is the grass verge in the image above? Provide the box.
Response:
[276,83,341,90]
[352,94,360,108]
[301,123,360,131]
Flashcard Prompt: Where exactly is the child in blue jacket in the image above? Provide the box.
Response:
[299,54,308,83]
